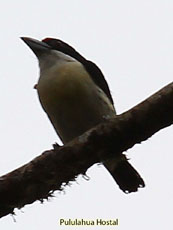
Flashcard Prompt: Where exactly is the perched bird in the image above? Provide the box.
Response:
[21,37,145,193]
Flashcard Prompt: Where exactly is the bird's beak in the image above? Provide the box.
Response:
[21,37,51,57]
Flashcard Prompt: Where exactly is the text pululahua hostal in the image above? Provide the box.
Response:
[59,218,119,226]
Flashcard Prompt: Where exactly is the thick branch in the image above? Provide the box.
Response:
[0,82,173,218]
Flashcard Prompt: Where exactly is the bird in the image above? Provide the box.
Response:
[21,37,145,193]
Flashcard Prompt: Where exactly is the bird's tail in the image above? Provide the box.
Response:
[104,156,145,193]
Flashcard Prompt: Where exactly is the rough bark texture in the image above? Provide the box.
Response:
[0,82,173,218]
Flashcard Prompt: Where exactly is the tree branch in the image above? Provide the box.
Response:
[0,82,173,218]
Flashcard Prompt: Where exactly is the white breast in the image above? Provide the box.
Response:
[37,52,115,143]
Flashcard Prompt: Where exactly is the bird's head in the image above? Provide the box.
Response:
[21,37,85,63]
[21,37,82,72]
